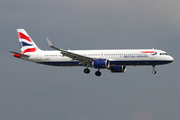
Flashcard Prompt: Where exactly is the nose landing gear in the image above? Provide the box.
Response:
[152,65,157,74]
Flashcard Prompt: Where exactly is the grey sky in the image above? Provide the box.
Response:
[0,0,179,120]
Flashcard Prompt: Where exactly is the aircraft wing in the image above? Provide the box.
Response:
[8,50,30,57]
[46,38,94,66]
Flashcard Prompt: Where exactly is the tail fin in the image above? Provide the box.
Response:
[17,29,41,54]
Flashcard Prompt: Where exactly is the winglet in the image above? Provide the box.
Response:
[46,37,63,51]
[46,37,53,47]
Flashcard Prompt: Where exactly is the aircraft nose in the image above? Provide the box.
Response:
[168,56,174,62]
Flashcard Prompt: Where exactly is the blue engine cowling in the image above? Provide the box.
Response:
[92,59,110,68]
[110,66,126,73]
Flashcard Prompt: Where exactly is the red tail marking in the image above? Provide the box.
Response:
[21,48,36,54]
[18,32,32,42]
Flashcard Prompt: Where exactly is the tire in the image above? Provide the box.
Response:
[84,68,90,74]
[95,71,101,76]
[152,70,157,74]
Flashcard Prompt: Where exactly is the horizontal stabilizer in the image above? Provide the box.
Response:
[8,50,30,57]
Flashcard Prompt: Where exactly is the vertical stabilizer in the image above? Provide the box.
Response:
[17,29,41,54]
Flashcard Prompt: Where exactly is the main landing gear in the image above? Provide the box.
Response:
[95,70,101,77]
[152,65,157,74]
[84,68,101,76]
[84,68,90,74]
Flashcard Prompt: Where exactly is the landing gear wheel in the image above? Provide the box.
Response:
[152,70,157,74]
[95,71,101,76]
[152,65,157,74]
[84,68,90,74]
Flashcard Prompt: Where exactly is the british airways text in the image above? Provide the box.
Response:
[124,55,149,58]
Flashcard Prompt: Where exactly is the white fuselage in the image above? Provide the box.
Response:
[11,29,174,76]
[22,49,173,67]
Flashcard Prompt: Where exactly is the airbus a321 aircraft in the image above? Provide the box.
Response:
[9,29,174,76]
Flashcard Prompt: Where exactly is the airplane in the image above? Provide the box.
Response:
[9,29,174,76]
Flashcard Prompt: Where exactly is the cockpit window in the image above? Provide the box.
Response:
[160,53,168,55]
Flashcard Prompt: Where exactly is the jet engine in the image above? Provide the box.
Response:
[110,66,126,73]
[92,59,110,68]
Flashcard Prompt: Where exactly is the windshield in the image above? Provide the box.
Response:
[160,53,168,55]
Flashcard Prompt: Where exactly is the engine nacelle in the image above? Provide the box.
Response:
[92,59,110,68]
[110,66,126,73]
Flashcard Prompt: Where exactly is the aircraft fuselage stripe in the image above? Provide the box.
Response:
[37,60,172,66]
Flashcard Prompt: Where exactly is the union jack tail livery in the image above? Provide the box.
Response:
[17,29,40,54]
